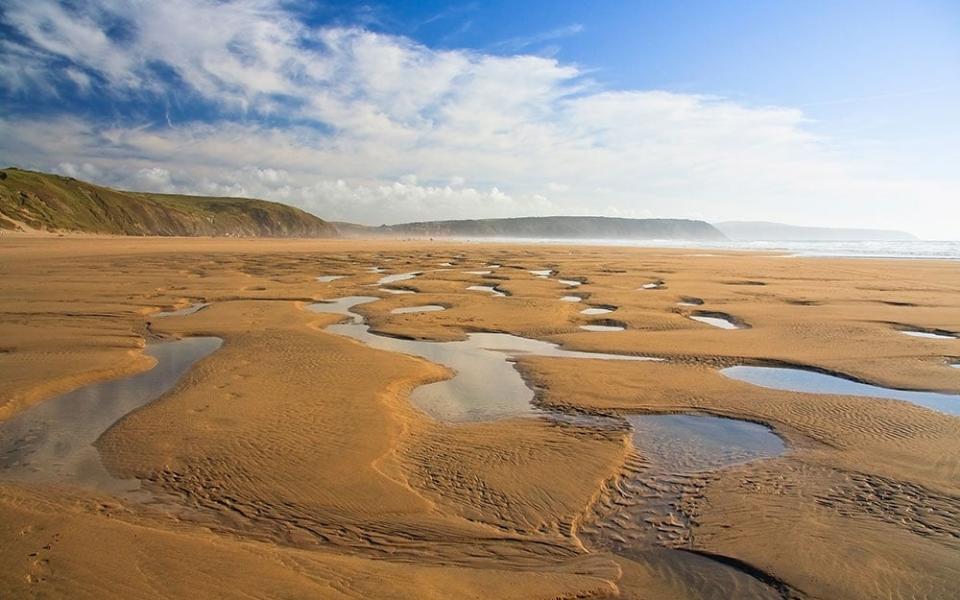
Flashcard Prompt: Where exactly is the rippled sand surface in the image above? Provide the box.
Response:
[1,236,959,599]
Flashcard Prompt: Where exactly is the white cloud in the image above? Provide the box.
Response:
[63,67,92,91]
[135,167,174,191]
[0,0,957,237]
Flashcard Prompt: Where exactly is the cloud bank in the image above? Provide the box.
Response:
[0,0,955,235]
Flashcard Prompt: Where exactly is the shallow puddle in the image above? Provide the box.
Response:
[310,297,655,421]
[722,365,960,415]
[466,285,506,297]
[316,275,345,283]
[390,305,446,314]
[581,324,625,332]
[641,281,664,289]
[380,288,416,295]
[560,295,583,302]
[581,307,614,315]
[464,270,492,275]
[579,413,788,596]
[378,271,421,285]
[689,313,743,330]
[529,269,552,278]
[0,337,222,494]
[558,279,582,287]
[308,296,376,322]
[901,329,957,340]
[628,414,785,471]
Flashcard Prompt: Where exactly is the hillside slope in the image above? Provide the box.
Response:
[0,168,338,237]
[345,216,726,240]
[715,221,916,241]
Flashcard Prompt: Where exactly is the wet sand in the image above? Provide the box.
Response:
[1,235,959,599]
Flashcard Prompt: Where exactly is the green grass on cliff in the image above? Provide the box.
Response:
[0,168,337,237]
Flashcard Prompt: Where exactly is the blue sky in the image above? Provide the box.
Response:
[1,0,958,237]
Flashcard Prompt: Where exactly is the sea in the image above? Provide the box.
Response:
[458,238,960,260]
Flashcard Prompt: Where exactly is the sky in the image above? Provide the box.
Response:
[0,1,958,238]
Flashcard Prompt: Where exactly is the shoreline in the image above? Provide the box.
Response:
[3,230,960,261]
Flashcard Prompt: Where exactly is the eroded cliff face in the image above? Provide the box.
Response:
[0,168,338,237]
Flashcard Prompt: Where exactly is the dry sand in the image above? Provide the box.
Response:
[1,235,959,599]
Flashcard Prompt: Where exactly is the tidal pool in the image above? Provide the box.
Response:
[308,296,375,322]
[580,413,787,597]
[901,329,957,340]
[560,295,583,302]
[378,271,421,285]
[380,288,416,295]
[558,279,582,287]
[0,337,222,494]
[310,297,655,421]
[689,313,744,330]
[466,285,506,297]
[391,305,446,314]
[464,270,492,275]
[581,324,625,332]
[722,365,960,415]
[581,307,614,315]
[628,414,785,471]
[316,275,346,283]
[529,269,552,278]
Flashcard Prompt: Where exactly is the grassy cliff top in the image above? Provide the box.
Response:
[0,168,337,238]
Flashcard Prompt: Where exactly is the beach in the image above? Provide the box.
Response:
[1,235,959,599]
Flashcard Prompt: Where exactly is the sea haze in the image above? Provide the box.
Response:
[451,238,960,260]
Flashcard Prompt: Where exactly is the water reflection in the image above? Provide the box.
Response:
[377,271,421,285]
[629,414,785,471]
[581,324,625,332]
[466,285,506,297]
[0,337,222,493]
[391,305,446,314]
[689,313,743,330]
[581,307,614,315]
[722,365,960,415]
[310,297,655,421]
[901,329,957,340]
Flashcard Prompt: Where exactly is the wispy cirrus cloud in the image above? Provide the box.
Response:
[418,2,480,29]
[0,0,956,236]
[489,23,585,53]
